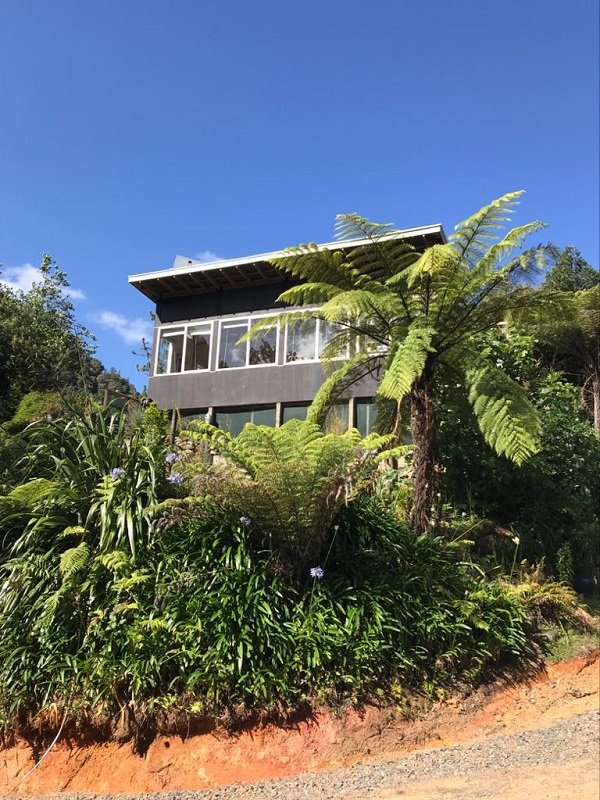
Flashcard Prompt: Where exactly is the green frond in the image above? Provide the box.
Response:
[465,362,541,465]
[378,326,436,400]
[59,541,91,581]
[271,244,355,289]
[334,213,398,242]
[403,244,461,289]
[95,549,131,572]
[237,314,280,344]
[58,525,86,539]
[307,353,375,424]
[319,289,397,323]
[276,283,341,306]
[8,478,60,509]
[450,191,525,263]
[469,222,547,279]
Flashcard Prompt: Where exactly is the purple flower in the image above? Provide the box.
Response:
[110,467,125,479]
[167,472,184,485]
[309,566,324,580]
[239,515,252,526]
[165,452,182,464]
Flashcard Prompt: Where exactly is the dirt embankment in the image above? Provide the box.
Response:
[1,650,599,797]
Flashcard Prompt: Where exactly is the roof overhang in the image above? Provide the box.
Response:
[129,224,446,302]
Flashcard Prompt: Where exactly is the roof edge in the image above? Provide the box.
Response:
[128,224,446,285]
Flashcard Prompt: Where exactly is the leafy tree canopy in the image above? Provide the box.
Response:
[0,255,136,420]
[543,246,599,292]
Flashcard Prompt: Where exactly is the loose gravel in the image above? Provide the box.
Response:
[9,710,599,800]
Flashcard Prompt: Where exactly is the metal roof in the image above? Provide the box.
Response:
[129,224,446,302]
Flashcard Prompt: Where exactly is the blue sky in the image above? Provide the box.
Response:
[1,0,598,388]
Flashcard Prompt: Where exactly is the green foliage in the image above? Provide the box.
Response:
[0,256,94,420]
[5,391,64,432]
[183,419,407,575]
[440,332,600,576]
[252,192,553,531]
[543,246,599,292]
[0,497,536,728]
[0,255,139,422]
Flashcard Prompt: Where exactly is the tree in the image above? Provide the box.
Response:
[532,286,600,433]
[0,255,137,419]
[249,191,553,533]
[543,246,599,292]
[0,255,94,419]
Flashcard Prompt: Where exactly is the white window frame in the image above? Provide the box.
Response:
[153,321,214,377]
[284,313,350,365]
[215,312,279,371]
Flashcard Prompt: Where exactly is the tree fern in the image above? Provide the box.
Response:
[379,327,436,400]
[246,191,553,532]
[465,361,542,464]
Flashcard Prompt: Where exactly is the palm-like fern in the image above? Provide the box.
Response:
[248,192,554,532]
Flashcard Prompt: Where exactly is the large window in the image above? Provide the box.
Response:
[356,399,378,437]
[285,318,348,363]
[155,324,213,375]
[218,317,277,370]
[217,406,276,437]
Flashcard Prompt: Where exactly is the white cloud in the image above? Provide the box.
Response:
[95,310,152,345]
[195,250,223,263]
[0,263,86,300]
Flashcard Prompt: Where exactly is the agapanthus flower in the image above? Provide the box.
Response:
[239,515,252,526]
[165,452,182,464]
[310,566,324,580]
[110,467,125,479]
[167,472,184,485]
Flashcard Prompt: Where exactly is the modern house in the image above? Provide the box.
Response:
[129,224,446,436]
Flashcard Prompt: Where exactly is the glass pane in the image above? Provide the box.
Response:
[184,326,211,371]
[156,329,185,374]
[324,402,349,434]
[318,321,348,358]
[219,322,248,369]
[286,319,317,362]
[156,337,170,375]
[251,407,276,426]
[249,325,277,365]
[356,400,377,437]
[217,410,252,438]
[282,404,309,423]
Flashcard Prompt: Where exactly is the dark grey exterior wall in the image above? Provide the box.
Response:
[156,282,295,323]
[148,284,378,413]
[148,362,378,412]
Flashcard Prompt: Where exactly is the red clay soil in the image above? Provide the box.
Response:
[1,650,599,797]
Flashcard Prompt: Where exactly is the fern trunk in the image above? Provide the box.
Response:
[409,373,438,533]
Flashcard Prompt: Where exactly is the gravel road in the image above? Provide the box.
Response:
[16,709,599,800]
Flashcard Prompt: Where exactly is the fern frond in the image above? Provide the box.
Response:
[450,191,525,264]
[469,222,547,279]
[378,326,436,400]
[276,283,342,306]
[334,213,398,241]
[271,244,354,289]
[307,353,376,425]
[465,362,541,464]
[403,244,461,289]
[95,549,131,572]
[59,542,91,581]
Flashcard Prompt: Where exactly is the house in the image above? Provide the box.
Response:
[129,224,446,436]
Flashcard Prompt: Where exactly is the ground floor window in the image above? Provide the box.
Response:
[217,406,277,437]
[356,399,378,437]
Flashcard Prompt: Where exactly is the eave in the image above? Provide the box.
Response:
[129,224,446,302]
